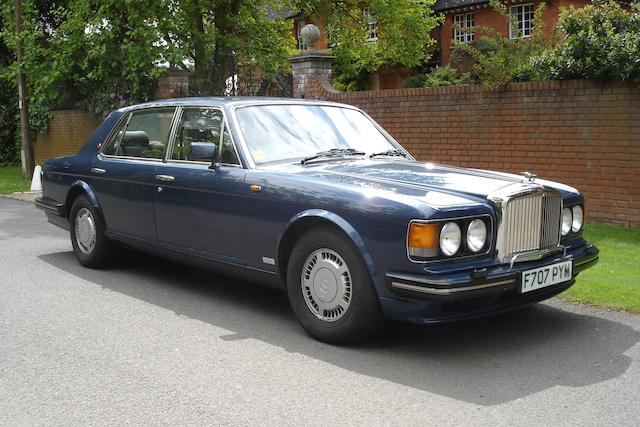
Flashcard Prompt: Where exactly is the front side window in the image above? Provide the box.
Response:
[454,12,474,43]
[172,107,239,165]
[102,108,175,159]
[509,3,534,39]
[235,104,398,165]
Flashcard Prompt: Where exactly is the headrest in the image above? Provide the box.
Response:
[122,131,149,146]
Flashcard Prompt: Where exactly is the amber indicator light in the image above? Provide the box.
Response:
[408,223,439,249]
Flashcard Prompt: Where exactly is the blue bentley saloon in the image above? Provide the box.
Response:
[35,98,599,343]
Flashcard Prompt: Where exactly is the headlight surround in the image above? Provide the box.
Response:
[407,216,491,262]
[571,205,584,233]
[440,222,462,256]
[407,222,439,259]
[561,207,572,236]
[466,219,487,252]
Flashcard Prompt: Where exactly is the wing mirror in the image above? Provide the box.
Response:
[189,142,219,169]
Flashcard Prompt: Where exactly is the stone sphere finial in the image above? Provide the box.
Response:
[300,24,321,52]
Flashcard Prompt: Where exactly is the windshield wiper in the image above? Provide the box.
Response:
[369,149,410,159]
[301,148,366,165]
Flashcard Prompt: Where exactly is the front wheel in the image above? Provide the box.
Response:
[69,195,113,268]
[286,227,385,344]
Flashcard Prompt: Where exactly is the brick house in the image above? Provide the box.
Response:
[434,0,591,66]
[291,0,596,88]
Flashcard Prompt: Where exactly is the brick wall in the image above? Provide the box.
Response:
[34,110,101,165]
[315,80,640,227]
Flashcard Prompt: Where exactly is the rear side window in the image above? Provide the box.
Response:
[101,117,128,156]
[102,108,176,159]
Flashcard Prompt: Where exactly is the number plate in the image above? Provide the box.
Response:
[521,261,573,293]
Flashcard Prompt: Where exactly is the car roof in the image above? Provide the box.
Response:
[116,97,351,113]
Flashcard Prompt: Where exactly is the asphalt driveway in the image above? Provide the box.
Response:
[1,196,639,425]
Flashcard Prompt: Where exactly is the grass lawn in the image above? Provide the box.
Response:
[0,165,31,194]
[562,224,640,313]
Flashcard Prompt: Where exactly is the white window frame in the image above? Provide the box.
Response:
[296,19,307,50]
[363,9,379,42]
[509,3,534,39]
[453,12,474,43]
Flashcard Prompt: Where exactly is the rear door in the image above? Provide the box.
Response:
[153,107,247,263]
[91,107,176,244]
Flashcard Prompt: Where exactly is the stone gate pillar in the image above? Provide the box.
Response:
[288,24,339,99]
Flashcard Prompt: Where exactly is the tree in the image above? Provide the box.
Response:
[0,7,19,165]
[533,1,640,81]
[161,0,294,95]
[297,0,442,90]
[0,0,296,122]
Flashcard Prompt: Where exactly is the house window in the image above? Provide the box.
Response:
[509,3,534,39]
[363,9,378,42]
[453,12,474,43]
[296,19,307,50]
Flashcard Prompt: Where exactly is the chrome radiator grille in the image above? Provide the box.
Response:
[490,183,563,264]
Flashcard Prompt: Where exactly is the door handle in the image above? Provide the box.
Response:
[156,175,175,183]
[91,167,106,175]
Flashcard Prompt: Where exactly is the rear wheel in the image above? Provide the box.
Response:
[70,195,112,268]
[286,226,385,344]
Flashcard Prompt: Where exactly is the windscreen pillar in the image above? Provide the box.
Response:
[288,24,339,99]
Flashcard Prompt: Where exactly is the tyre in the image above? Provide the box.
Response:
[286,226,385,344]
[69,195,113,268]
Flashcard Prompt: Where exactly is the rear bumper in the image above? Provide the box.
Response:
[35,197,69,230]
[35,196,65,216]
[381,244,599,324]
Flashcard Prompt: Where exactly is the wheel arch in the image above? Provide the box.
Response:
[65,181,105,224]
[277,209,378,285]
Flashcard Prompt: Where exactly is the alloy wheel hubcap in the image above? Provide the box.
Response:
[75,208,96,254]
[301,248,352,322]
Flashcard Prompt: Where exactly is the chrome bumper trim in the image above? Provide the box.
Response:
[390,279,515,296]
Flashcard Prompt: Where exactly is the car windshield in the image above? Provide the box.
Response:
[234,104,399,165]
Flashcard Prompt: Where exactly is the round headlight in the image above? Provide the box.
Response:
[572,205,584,232]
[440,222,462,256]
[561,207,572,236]
[466,219,487,253]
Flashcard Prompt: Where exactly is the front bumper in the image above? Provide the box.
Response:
[381,244,599,324]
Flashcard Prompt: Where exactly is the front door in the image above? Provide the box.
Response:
[154,107,247,263]
[91,107,176,244]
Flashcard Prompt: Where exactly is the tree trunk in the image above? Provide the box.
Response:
[14,0,35,178]
[210,0,243,95]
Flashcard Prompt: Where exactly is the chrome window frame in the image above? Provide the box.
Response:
[98,104,243,169]
[99,106,178,162]
[406,214,494,264]
[229,101,413,169]
[164,106,242,168]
